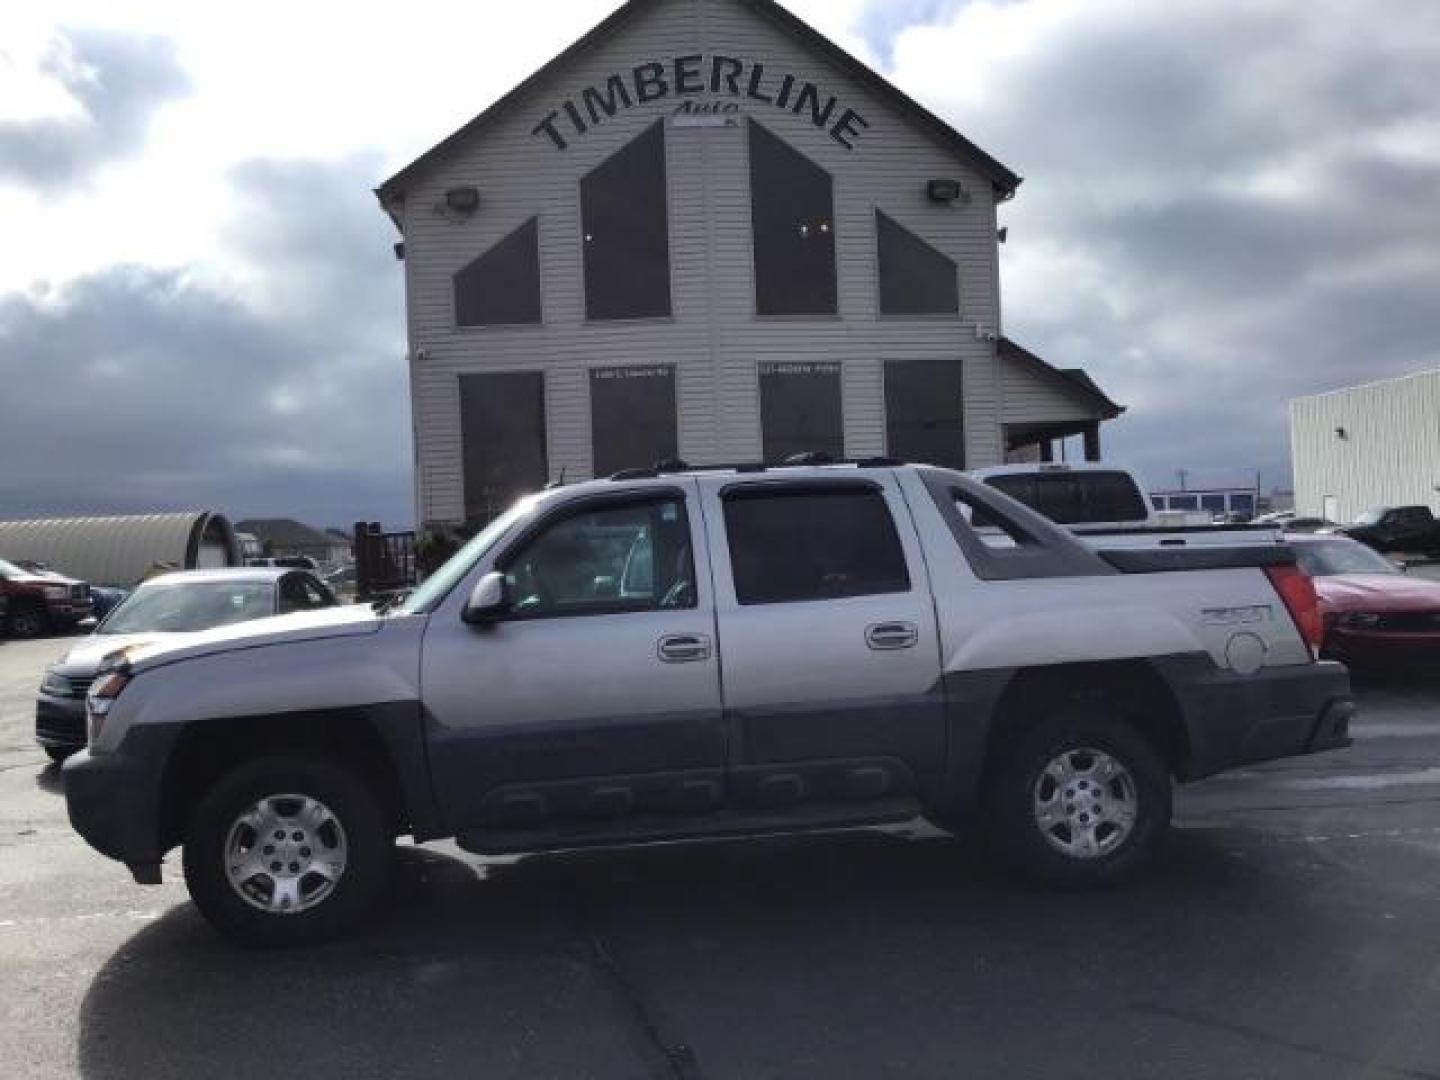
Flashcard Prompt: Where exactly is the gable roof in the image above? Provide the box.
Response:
[375,0,1021,209]
[998,337,1126,420]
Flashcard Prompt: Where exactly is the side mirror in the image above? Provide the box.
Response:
[462,571,509,625]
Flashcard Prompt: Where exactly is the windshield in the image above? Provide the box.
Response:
[1293,539,1398,577]
[985,471,1149,525]
[1353,509,1383,525]
[100,579,276,633]
[400,499,536,614]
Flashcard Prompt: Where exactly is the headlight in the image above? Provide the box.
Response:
[1338,612,1382,630]
[44,585,67,600]
[86,670,131,744]
[40,670,69,696]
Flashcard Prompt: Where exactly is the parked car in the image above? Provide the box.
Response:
[36,568,336,763]
[0,557,93,638]
[1339,506,1440,559]
[62,462,1352,946]
[1289,534,1440,670]
[86,586,130,623]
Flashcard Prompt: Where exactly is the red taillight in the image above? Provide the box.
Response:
[1265,563,1324,654]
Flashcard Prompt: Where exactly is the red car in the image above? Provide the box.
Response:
[1289,534,1440,669]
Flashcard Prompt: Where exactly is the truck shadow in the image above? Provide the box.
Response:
[74,825,1353,1080]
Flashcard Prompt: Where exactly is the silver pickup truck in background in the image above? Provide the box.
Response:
[64,462,1353,946]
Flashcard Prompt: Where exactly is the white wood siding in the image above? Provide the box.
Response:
[1000,364,1098,423]
[1291,370,1440,522]
[395,0,1057,523]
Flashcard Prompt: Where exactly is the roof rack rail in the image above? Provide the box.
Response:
[607,455,905,481]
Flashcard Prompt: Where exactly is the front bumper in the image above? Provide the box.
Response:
[63,726,179,883]
[1163,658,1355,781]
[35,694,86,750]
[45,601,93,624]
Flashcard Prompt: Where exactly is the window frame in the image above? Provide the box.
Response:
[718,480,914,607]
[578,119,676,324]
[492,488,698,622]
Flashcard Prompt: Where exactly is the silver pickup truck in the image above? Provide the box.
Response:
[64,463,1354,945]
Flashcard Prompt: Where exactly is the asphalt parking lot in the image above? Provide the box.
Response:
[3,635,1440,1079]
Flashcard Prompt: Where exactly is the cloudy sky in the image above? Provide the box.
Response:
[1,0,1437,528]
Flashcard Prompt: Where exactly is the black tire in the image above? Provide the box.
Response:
[8,604,48,639]
[984,708,1171,889]
[44,745,74,765]
[182,755,393,947]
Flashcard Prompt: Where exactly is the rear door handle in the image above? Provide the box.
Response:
[866,622,919,651]
[658,633,712,663]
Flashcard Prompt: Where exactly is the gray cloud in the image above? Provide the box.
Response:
[854,1,968,66]
[0,28,190,192]
[0,154,410,528]
[892,0,1440,494]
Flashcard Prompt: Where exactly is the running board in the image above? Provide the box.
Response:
[456,797,923,856]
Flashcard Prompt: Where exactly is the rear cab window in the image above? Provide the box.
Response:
[984,470,1150,526]
[721,485,911,604]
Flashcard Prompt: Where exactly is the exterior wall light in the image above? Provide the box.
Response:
[444,186,481,214]
[927,178,970,204]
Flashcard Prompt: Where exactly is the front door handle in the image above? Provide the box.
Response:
[658,633,712,663]
[866,622,919,650]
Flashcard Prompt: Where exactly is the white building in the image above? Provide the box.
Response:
[377,0,1123,528]
[1291,369,1440,523]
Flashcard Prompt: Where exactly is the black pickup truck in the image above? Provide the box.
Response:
[1340,506,1440,559]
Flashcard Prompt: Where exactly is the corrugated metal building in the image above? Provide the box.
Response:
[0,513,240,587]
[377,0,1123,528]
[1291,369,1440,523]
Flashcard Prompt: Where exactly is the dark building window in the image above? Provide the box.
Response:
[723,486,911,605]
[876,211,959,316]
[582,120,672,320]
[590,365,679,476]
[885,359,965,469]
[748,120,837,316]
[459,372,548,523]
[759,362,844,462]
[454,218,542,327]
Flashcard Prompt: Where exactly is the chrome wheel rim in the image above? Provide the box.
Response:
[1032,748,1138,860]
[223,794,348,915]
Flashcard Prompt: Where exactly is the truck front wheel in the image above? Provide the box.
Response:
[984,709,1171,888]
[182,755,393,947]
[7,603,48,639]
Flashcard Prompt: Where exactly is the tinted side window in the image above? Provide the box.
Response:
[748,120,837,316]
[876,211,959,316]
[723,487,910,605]
[278,575,329,613]
[503,498,695,618]
[454,218,542,327]
[582,121,672,321]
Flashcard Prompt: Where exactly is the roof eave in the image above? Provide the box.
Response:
[373,0,1021,206]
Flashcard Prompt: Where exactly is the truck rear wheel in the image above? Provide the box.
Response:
[182,755,393,947]
[984,708,1171,888]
